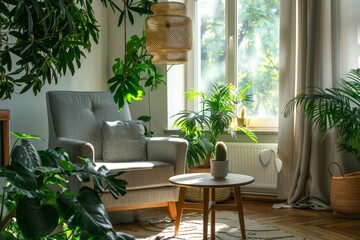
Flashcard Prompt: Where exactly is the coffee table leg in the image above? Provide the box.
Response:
[203,187,209,240]
[234,186,246,239]
[175,187,186,236]
[210,188,216,240]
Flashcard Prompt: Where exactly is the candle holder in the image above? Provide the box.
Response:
[237,117,249,127]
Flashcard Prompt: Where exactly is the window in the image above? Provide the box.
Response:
[195,0,280,128]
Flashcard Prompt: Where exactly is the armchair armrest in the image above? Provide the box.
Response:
[147,137,188,175]
[55,137,95,164]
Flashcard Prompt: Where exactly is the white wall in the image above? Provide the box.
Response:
[338,0,360,173]
[338,0,360,75]
[0,100,9,109]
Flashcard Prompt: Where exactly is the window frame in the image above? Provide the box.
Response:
[167,0,278,131]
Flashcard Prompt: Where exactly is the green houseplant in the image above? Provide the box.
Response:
[173,82,257,169]
[283,68,360,217]
[0,0,112,98]
[108,28,166,110]
[0,0,160,103]
[106,0,170,135]
[210,141,229,179]
[0,132,132,239]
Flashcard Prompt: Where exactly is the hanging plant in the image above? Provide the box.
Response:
[107,0,166,110]
[108,32,165,109]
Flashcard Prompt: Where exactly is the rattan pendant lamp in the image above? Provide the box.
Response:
[146,2,192,65]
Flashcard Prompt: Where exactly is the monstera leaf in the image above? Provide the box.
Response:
[16,196,59,239]
[93,165,127,199]
[11,139,42,169]
[3,139,44,194]
[3,162,37,194]
[57,186,113,235]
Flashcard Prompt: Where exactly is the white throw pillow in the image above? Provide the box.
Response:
[102,120,146,162]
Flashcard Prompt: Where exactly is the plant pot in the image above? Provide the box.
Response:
[210,160,229,178]
[329,162,360,218]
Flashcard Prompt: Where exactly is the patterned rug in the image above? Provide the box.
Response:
[114,211,304,240]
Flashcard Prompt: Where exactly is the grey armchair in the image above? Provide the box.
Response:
[46,91,188,220]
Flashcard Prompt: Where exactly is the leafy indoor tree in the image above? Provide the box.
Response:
[283,68,360,164]
[0,0,158,102]
[0,132,131,239]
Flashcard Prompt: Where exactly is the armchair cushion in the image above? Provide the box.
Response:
[94,161,174,190]
[102,120,146,162]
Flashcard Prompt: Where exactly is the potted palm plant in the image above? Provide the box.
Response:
[283,68,360,218]
[173,82,257,202]
[173,82,257,169]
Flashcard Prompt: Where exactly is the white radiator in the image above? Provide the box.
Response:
[226,142,278,195]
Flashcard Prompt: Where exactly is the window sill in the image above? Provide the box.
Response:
[163,128,278,143]
[245,127,278,135]
[163,128,278,135]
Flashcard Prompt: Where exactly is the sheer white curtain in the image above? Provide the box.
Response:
[277,0,341,208]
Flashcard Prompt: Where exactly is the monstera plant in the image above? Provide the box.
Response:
[0,132,132,240]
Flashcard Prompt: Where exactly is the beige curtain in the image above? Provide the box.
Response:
[277,0,341,209]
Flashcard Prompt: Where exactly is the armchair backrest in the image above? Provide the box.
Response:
[46,91,132,159]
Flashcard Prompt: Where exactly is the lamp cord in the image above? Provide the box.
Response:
[123,0,127,79]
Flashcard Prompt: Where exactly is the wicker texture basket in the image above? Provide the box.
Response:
[185,166,230,203]
[328,162,360,218]
[145,2,192,64]
[185,187,231,203]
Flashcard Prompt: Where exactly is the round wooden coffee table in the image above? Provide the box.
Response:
[169,173,254,240]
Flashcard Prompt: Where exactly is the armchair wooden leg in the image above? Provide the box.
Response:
[167,201,177,221]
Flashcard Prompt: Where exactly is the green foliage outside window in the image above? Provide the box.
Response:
[237,0,279,117]
[199,0,280,117]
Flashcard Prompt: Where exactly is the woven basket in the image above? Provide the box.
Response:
[185,166,231,203]
[328,162,360,218]
[185,187,231,203]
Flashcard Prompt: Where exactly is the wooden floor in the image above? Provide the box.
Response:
[241,200,360,240]
[126,196,360,239]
